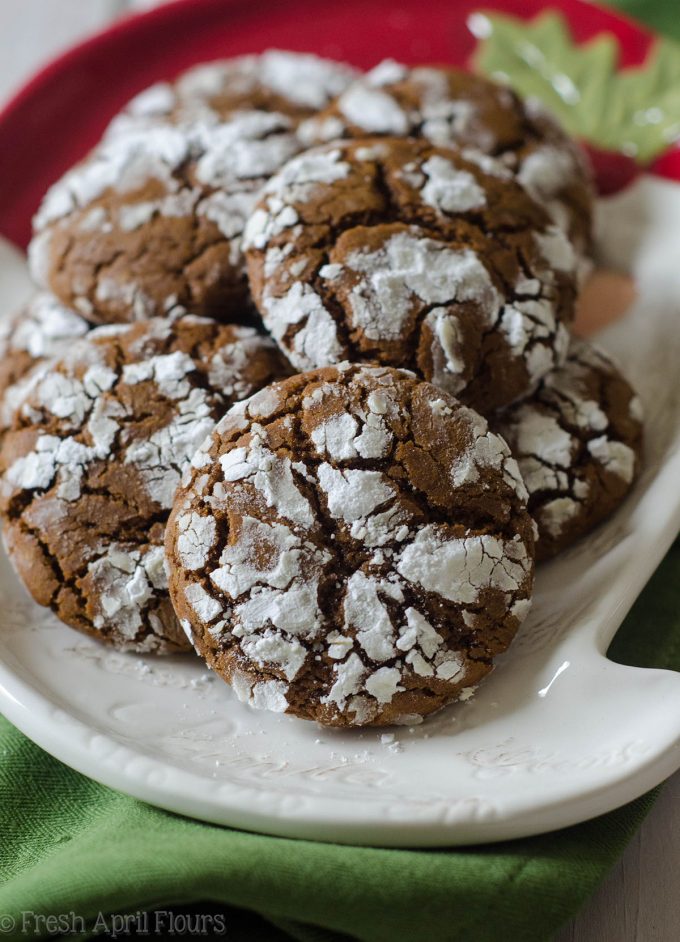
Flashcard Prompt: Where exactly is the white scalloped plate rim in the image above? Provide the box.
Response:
[0,175,679,847]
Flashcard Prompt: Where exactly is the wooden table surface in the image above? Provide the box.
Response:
[0,2,677,939]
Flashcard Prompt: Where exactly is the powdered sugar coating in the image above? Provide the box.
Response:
[420,156,487,213]
[166,364,535,726]
[494,338,643,560]
[245,137,577,413]
[337,85,410,135]
[0,316,288,651]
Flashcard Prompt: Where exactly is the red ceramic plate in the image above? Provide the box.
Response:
[0,0,673,249]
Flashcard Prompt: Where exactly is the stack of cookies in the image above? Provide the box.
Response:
[0,52,643,727]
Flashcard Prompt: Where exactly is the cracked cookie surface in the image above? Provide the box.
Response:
[165,364,535,726]
[493,338,643,560]
[29,53,359,324]
[299,60,593,256]
[0,316,289,652]
[244,137,577,414]
[0,293,89,434]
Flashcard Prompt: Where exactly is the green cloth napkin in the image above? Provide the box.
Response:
[2,3,680,940]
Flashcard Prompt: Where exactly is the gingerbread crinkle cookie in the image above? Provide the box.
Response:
[494,338,643,559]
[166,364,535,726]
[244,137,578,413]
[0,315,289,651]
[28,51,360,324]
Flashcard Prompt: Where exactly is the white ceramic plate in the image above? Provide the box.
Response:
[0,176,679,847]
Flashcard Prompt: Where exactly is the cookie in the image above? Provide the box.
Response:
[107,50,360,136]
[165,364,535,727]
[244,137,577,414]
[493,339,643,560]
[28,53,359,324]
[299,60,593,255]
[0,293,89,432]
[0,316,289,652]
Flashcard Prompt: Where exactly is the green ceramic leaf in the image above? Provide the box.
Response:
[472,11,680,162]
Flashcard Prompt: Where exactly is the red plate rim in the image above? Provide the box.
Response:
[0,0,659,124]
